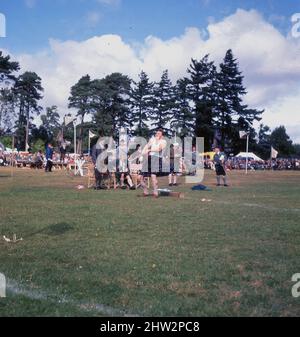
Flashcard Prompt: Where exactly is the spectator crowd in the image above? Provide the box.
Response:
[204,157,300,171]
[0,150,78,170]
[1,149,300,171]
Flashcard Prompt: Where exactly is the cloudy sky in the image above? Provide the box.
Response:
[0,0,300,142]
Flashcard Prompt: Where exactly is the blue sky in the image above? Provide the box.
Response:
[0,0,300,53]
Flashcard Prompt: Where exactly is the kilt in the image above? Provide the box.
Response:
[142,155,169,177]
[215,164,226,176]
[170,158,180,174]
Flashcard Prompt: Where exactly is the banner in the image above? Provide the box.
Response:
[64,116,76,126]
[271,147,279,159]
[239,131,248,139]
[89,131,97,139]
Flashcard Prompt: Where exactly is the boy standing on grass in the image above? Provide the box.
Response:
[213,147,229,187]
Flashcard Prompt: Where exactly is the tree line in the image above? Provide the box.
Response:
[0,50,298,158]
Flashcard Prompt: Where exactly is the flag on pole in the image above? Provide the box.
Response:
[64,116,76,126]
[239,131,248,139]
[271,147,279,159]
[89,131,97,139]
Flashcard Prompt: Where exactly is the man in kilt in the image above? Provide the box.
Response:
[213,147,229,187]
[140,129,168,198]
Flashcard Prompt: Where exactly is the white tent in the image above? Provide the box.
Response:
[235,152,264,161]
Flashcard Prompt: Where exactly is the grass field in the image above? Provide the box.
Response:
[0,167,299,317]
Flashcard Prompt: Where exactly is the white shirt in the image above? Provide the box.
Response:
[147,138,167,157]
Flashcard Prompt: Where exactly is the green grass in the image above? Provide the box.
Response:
[0,168,300,317]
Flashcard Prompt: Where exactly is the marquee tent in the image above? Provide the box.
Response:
[235,152,264,161]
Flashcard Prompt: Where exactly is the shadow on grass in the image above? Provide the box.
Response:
[23,223,75,238]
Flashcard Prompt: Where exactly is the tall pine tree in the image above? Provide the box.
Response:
[68,75,93,154]
[131,71,154,137]
[0,51,19,83]
[270,126,294,157]
[150,70,175,136]
[0,87,16,135]
[254,124,271,159]
[214,49,262,152]
[90,78,114,137]
[40,106,61,141]
[13,72,43,151]
[91,73,132,138]
[172,78,194,138]
[0,52,19,135]
[187,55,216,150]
[104,73,132,136]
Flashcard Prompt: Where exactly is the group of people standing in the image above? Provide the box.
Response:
[91,129,229,196]
[91,129,171,196]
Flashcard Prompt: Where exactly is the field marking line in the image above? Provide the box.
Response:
[215,201,300,212]
[242,203,300,212]
[6,278,139,317]
[215,200,300,213]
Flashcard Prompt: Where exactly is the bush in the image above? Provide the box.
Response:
[0,136,13,149]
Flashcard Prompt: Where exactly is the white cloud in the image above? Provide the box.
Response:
[263,90,300,143]
[15,35,143,117]
[4,9,300,142]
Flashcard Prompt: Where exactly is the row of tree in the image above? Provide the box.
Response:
[0,50,299,158]
[68,49,264,154]
[0,51,44,151]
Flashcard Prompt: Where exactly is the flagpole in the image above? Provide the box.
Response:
[88,131,91,156]
[11,134,15,178]
[246,134,249,175]
[74,121,77,175]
